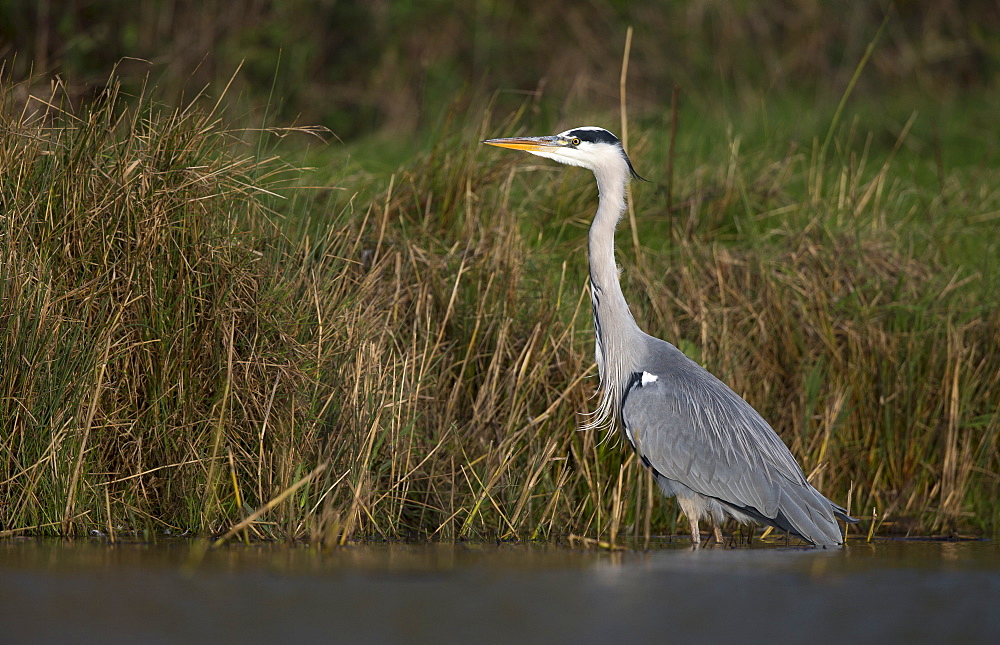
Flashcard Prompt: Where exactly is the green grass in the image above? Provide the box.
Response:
[1,75,997,545]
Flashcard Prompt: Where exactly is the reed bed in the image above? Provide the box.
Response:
[0,77,996,544]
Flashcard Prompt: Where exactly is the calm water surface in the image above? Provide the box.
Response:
[1,538,998,643]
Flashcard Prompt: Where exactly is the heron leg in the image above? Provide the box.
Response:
[712,524,724,545]
[676,497,702,547]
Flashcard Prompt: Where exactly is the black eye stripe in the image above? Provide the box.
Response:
[567,128,620,145]
[561,127,647,182]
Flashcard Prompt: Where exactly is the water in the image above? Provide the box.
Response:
[2,538,998,643]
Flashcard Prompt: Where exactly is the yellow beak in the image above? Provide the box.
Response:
[481,136,560,152]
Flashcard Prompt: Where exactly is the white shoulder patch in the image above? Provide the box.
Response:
[641,371,658,386]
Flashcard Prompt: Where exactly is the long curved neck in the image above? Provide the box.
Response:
[584,163,645,430]
[587,174,630,309]
[588,165,643,340]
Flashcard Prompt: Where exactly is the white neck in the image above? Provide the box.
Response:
[582,161,645,431]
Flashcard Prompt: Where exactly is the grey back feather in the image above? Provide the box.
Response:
[622,335,847,545]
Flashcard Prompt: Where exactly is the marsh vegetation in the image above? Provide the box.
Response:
[1,1,997,543]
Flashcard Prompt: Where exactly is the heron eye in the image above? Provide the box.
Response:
[572,138,581,146]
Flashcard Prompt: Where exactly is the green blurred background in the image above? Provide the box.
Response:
[3,0,997,140]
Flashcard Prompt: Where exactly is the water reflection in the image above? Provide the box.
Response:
[1,538,997,642]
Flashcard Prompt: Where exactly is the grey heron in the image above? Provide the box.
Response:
[483,126,858,546]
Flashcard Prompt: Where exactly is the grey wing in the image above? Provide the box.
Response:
[621,359,845,544]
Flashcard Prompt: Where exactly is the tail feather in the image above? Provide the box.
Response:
[717,485,848,546]
[832,502,860,524]
[782,488,844,546]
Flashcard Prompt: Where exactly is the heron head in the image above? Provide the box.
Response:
[482,126,643,181]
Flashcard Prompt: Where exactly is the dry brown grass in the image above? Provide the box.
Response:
[1,74,996,545]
